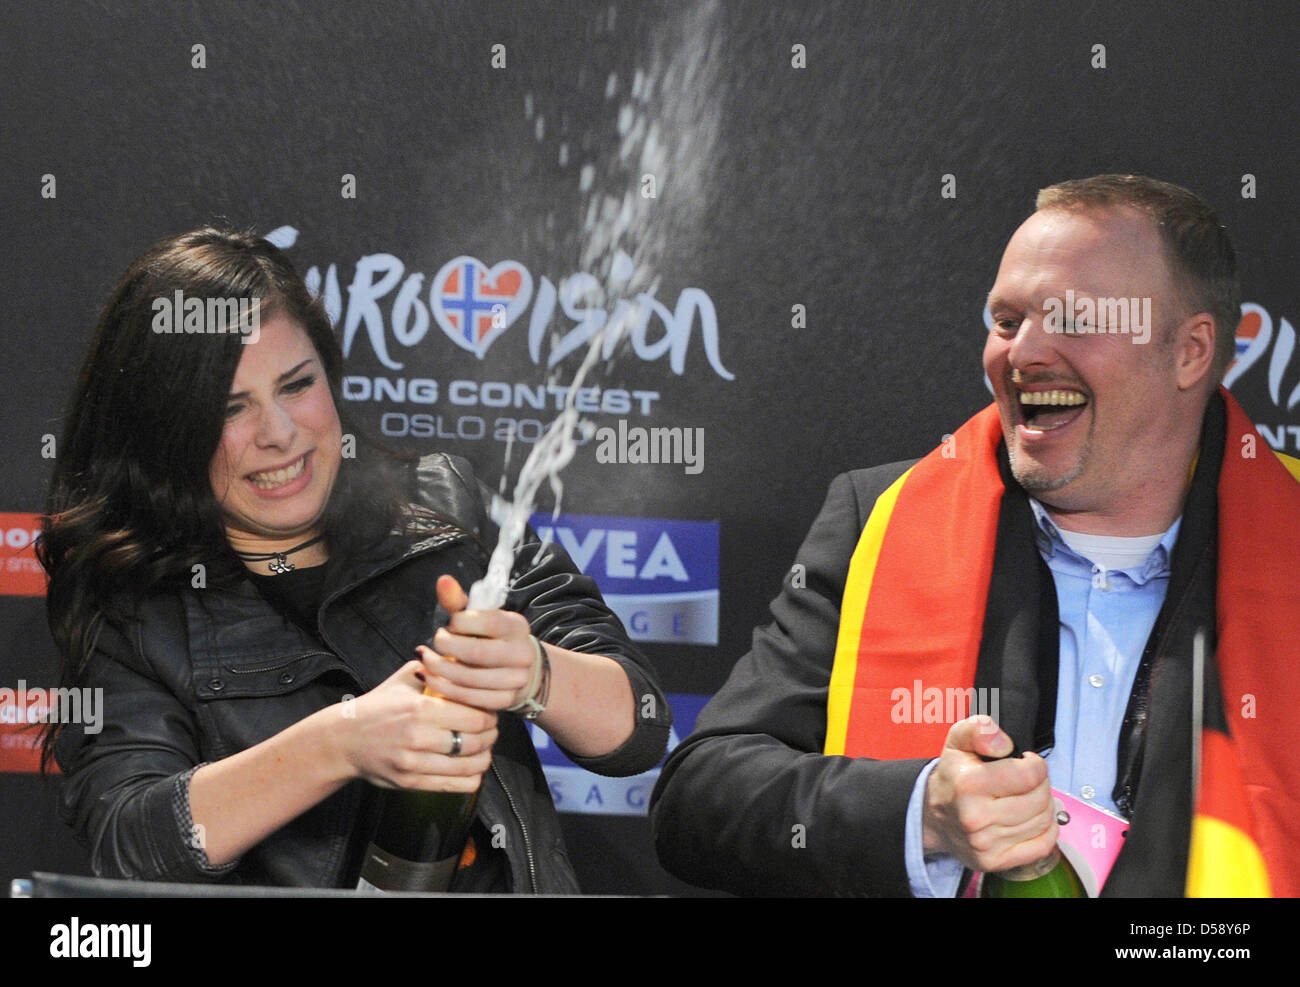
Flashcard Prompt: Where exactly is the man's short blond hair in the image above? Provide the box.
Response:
[1035,175,1241,385]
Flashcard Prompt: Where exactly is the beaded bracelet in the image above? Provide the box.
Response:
[506,635,551,720]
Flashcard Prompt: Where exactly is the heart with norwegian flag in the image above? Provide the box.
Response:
[430,255,534,358]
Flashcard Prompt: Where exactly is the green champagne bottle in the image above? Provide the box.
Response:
[980,846,1085,898]
[357,786,478,893]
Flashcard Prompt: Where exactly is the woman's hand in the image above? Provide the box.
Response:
[338,657,498,793]
[416,574,539,711]
[190,661,498,868]
[416,574,638,759]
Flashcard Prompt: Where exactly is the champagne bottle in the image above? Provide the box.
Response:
[357,680,479,893]
[980,846,1085,898]
[976,739,1085,897]
[357,785,478,893]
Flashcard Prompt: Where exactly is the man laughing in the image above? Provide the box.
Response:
[651,175,1300,897]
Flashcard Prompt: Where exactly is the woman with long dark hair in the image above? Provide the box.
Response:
[39,227,670,890]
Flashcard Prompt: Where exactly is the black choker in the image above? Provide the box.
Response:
[234,534,326,575]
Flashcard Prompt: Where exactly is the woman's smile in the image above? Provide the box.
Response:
[246,450,313,496]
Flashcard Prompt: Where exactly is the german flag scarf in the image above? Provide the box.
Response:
[824,388,1300,896]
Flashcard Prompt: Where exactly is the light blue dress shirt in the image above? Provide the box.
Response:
[904,498,1181,896]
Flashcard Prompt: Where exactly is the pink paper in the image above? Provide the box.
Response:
[964,788,1129,897]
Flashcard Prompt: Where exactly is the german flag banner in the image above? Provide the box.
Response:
[1186,393,1300,896]
[1187,727,1269,896]
[825,404,1002,761]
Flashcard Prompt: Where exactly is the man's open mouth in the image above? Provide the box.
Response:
[1018,389,1089,432]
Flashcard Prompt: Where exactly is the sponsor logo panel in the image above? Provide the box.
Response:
[530,512,719,645]
[0,686,56,773]
[534,692,710,816]
[0,512,45,597]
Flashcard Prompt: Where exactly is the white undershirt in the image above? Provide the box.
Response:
[1051,527,1166,571]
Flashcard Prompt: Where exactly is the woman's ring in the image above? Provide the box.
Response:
[449,730,463,757]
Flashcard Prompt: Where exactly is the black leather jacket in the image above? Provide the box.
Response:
[53,453,671,891]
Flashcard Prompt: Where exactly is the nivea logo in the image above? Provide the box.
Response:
[544,525,688,582]
[531,513,719,644]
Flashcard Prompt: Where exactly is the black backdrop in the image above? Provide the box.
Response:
[2,0,1297,895]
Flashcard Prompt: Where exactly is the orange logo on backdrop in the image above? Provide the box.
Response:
[0,512,46,597]
[0,687,56,773]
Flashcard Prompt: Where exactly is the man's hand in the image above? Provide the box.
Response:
[921,715,1057,873]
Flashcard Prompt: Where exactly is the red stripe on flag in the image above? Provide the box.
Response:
[843,405,1004,759]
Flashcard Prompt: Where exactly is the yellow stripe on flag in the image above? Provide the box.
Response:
[825,466,915,756]
[1186,815,1271,897]
[1275,451,1300,484]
